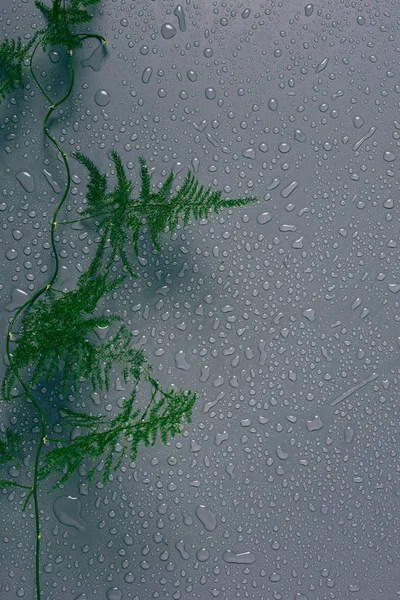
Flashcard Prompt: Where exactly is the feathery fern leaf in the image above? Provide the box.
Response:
[35,0,101,50]
[38,380,197,491]
[1,268,146,398]
[0,428,22,467]
[0,34,40,101]
[74,151,258,261]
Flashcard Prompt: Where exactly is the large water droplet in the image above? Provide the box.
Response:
[53,496,86,531]
[161,23,177,39]
[16,171,35,192]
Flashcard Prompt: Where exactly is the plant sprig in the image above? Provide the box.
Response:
[73,150,258,262]
[0,2,259,598]
[38,378,197,491]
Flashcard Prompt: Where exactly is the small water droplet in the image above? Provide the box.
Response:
[94,89,111,106]
[305,3,314,17]
[257,212,272,225]
[142,67,153,83]
[268,98,278,111]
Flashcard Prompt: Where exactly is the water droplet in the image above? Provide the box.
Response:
[242,148,255,159]
[223,550,255,564]
[257,212,272,224]
[383,150,396,162]
[94,89,111,106]
[49,50,60,63]
[16,170,35,193]
[187,69,198,82]
[195,504,217,531]
[278,142,291,153]
[345,426,355,443]
[175,350,190,370]
[258,142,268,152]
[161,23,177,39]
[106,588,123,600]
[205,87,216,100]
[353,115,364,129]
[281,180,298,198]
[5,248,18,260]
[315,57,329,73]
[268,98,278,111]
[141,67,153,83]
[303,308,316,321]
[43,169,61,193]
[306,415,324,432]
[173,5,187,32]
[81,43,106,71]
[305,3,314,17]
[53,496,86,531]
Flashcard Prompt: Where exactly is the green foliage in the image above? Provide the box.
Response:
[74,151,258,261]
[0,34,40,100]
[38,379,197,491]
[1,269,146,399]
[0,428,22,467]
[0,0,102,103]
[35,0,101,50]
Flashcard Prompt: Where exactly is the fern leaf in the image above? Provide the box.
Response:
[1,268,146,398]
[75,151,258,261]
[36,0,101,51]
[0,428,22,466]
[38,381,197,491]
[0,33,40,101]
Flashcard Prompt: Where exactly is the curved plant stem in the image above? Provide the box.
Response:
[4,32,105,600]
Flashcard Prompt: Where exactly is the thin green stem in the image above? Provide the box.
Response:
[5,41,77,600]
[55,211,110,225]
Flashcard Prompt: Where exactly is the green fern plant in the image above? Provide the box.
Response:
[0,2,260,598]
[0,0,104,103]
[0,34,41,100]
[38,380,197,491]
[73,150,258,262]
[1,270,146,399]
[35,0,101,50]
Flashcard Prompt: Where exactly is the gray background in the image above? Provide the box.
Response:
[1,1,400,599]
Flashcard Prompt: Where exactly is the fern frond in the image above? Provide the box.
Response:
[0,33,40,101]
[74,151,258,261]
[0,428,22,467]
[38,380,197,491]
[35,0,101,50]
[0,267,147,398]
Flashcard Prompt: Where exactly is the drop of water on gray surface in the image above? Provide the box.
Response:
[142,67,153,83]
[268,98,278,111]
[306,416,324,432]
[223,550,255,564]
[106,588,123,600]
[43,169,61,193]
[195,504,217,531]
[94,89,111,106]
[205,87,216,99]
[16,170,34,192]
[161,23,177,39]
[81,43,106,71]
[53,496,86,531]
[173,5,186,32]
[305,3,314,16]
[257,212,272,224]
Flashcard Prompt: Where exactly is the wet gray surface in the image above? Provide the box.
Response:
[1,1,400,599]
